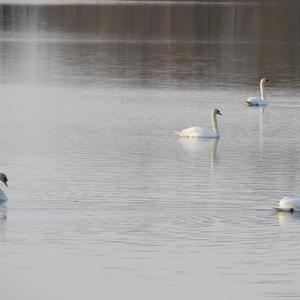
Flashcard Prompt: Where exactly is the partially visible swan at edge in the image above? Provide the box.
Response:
[176,109,222,138]
[246,78,269,106]
[275,197,300,213]
[0,173,8,203]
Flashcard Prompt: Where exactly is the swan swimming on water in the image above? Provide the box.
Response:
[275,196,300,213]
[246,78,269,106]
[176,109,222,138]
[0,173,8,204]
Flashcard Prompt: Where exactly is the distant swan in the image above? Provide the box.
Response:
[0,173,8,203]
[275,197,300,213]
[176,109,222,138]
[246,78,269,106]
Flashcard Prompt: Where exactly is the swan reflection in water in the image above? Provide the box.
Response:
[277,211,300,226]
[178,138,219,174]
[250,106,266,155]
[256,106,266,155]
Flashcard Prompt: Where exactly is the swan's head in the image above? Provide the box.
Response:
[213,109,222,116]
[0,173,8,187]
[261,78,269,84]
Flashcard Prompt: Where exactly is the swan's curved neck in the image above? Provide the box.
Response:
[211,112,219,134]
[260,80,265,100]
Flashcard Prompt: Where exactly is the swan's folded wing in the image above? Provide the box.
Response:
[279,196,300,209]
[176,126,212,138]
[176,127,195,137]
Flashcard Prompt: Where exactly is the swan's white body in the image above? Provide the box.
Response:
[275,196,300,212]
[246,96,267,107]
[246,78,269,106]
[176,109,221,138]
[177,126,219,138]
[0,174,8,207]
[0,189,8,203]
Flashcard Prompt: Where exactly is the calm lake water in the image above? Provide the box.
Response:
[1,1,300,299]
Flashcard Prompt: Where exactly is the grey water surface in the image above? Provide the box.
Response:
[1,1,300,299]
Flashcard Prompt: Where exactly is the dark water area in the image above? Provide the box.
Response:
[0,1,300,89]
[1,1,300,42]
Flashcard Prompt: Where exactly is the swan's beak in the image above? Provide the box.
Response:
[3,181,7,187]
[218,112,222,116]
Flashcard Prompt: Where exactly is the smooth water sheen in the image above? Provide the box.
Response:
[1,1,300,299]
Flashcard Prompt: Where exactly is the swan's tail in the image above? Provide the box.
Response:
[175,131,183,137]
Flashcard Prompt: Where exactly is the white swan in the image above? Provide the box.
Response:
[246,78,269,106]
[274,196,300,213]
[176,109,222,138]
[0,173,8,203]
